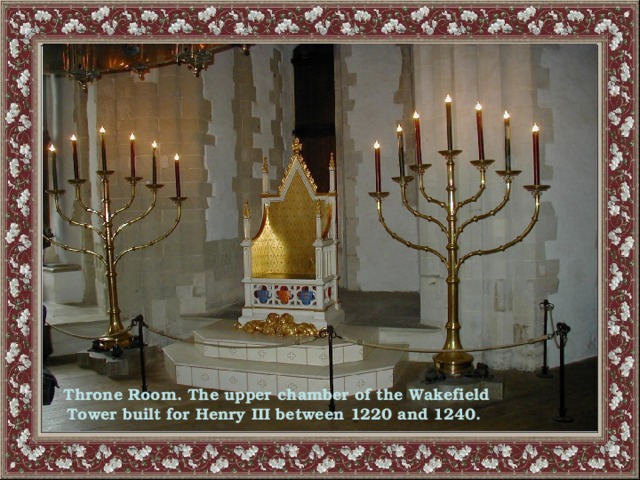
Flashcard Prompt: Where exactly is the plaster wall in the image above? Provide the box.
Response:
[337,44,420,291]
[538,44,599,366]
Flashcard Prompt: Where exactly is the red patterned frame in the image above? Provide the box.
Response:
[1,1,637,477]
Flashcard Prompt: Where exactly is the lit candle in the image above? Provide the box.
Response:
[129,133,136,178]
[151,141,158,184]
[396,125,405,177]
[475,103,485,160]
[445,95,453,150]
[99,126,107,172]
[503,111,511,171]
[532,124,540,184]
[174,153,181,197]
[413,111,422,165]
[374,141,381,193]
[49,144,58,190]
[70,134,79,180]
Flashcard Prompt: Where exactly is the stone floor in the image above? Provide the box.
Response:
[41,290,599,434]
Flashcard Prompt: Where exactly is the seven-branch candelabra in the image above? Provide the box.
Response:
[370,96,549,375]
[45,128,186,351]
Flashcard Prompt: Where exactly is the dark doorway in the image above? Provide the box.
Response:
[292,45,336,193]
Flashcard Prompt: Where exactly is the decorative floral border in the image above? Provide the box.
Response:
[2,1,637,477]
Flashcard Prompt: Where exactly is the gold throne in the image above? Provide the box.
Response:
[238,138,343,330]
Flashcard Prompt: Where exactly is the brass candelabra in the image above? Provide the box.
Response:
[45,130,186,351]
[370,98,549,375]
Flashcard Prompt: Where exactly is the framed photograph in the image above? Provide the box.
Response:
[2,1,636,477]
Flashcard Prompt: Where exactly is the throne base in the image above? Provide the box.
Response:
[163,319,405,396]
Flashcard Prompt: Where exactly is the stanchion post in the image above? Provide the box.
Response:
[537,299,554,378]
[552,322,573,423]
[132,315,147,393]
[327,325,336,413]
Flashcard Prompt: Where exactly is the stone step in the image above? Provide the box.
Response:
[192,320,364,365]
[163,326,408,396]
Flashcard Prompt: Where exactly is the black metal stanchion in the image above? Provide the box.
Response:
[327,325,336,413]
[552,322,573,423]
[537,299,554,378]
[131,315,147,393]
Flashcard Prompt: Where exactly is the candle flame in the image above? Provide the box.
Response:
[130,133,136,141]
[99,126,105,134]
[174,153,180,161]
[152,141,158,148]
[396,125,403,133]
[374,141,380,149]
[532,123,540,132]
[445,94,452,103]
[503,111,510,119]
[70,134,77,141]
[475,102,482,111]
[413,111,420,119]
[48,144,56,152]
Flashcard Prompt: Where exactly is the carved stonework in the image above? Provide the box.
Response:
[234,313,320,337]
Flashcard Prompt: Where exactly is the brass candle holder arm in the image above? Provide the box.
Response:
[44,235,107,266]
[371,193,448,267]
[114,199,184,266]
[456,187,545,269]
[456,172,517,236]
[112,181,141,216]
[69,181,105,219]
[411,163,448,209]
[50,192,107,241]
[396,177,447,236]
[113,186,158,238]
[454,160,494,213]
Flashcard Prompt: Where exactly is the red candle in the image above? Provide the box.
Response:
[151,141,158,184]
[49,144,58,190]
[396,125,405,176]
[413,111,422,165]
[70,134,79,180]
[445,95,453,150]
[374,141,381,193]
[503,111,511,170]
[99,126,107,171]
[475,103,485,160]
[174,153,181,197]
[532,124,540,184]
[129,133,136,178]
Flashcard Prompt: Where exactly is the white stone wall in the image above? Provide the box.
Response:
[336,44,420,291]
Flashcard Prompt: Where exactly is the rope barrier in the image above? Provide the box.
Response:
[335,332,554,354]
[46,321,135,340]
[46,319,322,349]
[47,316,553,355]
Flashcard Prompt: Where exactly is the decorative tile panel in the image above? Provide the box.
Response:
[376,369,395,390]
[218,344,248,360]
[175,365,193,386]
[345,372,377,395]
[192,367,219,390]
[343,344,364,363]
[219,371,248,392]
[247,346,277,363]
[277,375,308,395]
[248,373,277,394]
[276,346,308,365]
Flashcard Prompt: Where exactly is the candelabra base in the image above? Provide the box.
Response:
[536,367,554,379]
[432,351,474,376]
[91,330,134,352]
